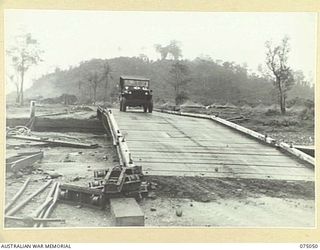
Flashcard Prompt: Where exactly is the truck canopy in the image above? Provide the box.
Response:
[120,76,150,88]
[120,76,150,81]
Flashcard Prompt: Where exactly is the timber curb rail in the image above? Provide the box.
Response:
[97,106,134,168]
[154,108,315,167]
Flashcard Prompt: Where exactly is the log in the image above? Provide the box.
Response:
[33,182,57,227]
[32,197,53,218]
[33,182,57,217]
[5,215,65,223]
[6,180,52,216]
[39,183,60,227]
[5,177,31,213]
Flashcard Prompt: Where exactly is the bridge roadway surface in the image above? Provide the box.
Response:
[112,109,314,181]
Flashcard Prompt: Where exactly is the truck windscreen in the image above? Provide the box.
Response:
[124,80,149,87]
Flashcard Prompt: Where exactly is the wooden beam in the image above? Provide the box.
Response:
[7,135,99,148]
[6,180,52,216]
[5,177,31,213]
[33,182,57,228]
[6,152,44,172]
[110,198,144,226]
[39,182,61,227]
[293,145,314,157]
[5,216,65,223]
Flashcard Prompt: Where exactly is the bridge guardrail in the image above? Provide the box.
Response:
[97,106,134,168]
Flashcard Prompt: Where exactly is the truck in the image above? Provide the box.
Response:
[119,76,153,113]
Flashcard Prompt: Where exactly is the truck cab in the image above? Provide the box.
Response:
[119,76,153,113]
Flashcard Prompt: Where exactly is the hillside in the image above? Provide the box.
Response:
[24,57,314,106]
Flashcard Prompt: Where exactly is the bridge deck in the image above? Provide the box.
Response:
[112,109,314,181]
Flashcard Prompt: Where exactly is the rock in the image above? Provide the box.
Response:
[150,182,158,190]
[72,176,80,182]
[150,184,157,190]
[14,146,20,150]
[76,205,82,208]
[21,216,34,225]
[103,155,108,160]
[63,158,74,162]
[175,208,183,217]
[69,152,80,156]
[215,167,219,172]
[148,192,157,200]
[200,195,210,202]
[87,166,91,168]
[48,172,63,179]
[177,191,184,196]
[14,172,23,178]
[150,207,157,212]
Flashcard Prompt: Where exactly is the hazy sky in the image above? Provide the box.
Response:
[4,10,317,93]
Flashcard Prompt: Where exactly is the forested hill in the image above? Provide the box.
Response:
[25,57,314,106]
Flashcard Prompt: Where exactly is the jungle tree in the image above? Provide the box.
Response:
[7,33,43,105]
[265,36,294,114]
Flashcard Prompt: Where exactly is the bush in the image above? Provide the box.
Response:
[299,108,314,120]
[265,109,280,116]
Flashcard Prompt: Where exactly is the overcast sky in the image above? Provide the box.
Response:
[4,10,317,93]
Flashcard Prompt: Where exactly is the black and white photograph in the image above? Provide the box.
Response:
[4,10,316,229]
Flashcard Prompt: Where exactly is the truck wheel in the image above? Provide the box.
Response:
[148,103,153,113]
[121,98,127,112]
[120,100,123,111]
[143,105,147,113]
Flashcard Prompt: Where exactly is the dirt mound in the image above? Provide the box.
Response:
[267,104,278,110]
[71,105,94,112]
[241,104,252,110]
[253,103,268,112]
[146,176,315,201]
[288,103,307,112]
